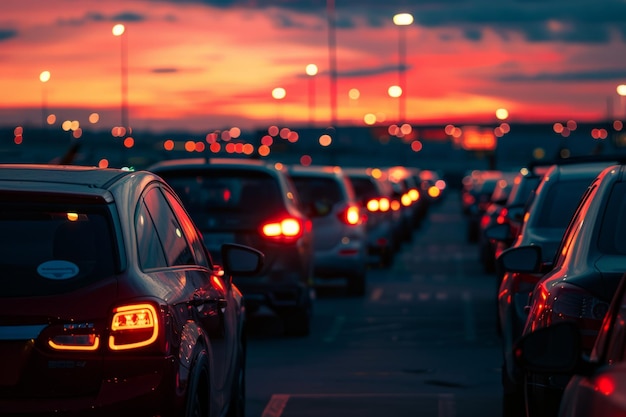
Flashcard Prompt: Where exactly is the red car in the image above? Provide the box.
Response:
[0,164,263,416]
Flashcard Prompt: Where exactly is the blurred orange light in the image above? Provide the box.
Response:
[123,137,134,148]
[163,139,174,151]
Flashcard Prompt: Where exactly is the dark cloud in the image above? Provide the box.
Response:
[498,68,626,83]
[57,11,146,27]
[0,29,18,42]
[152,68,179,73]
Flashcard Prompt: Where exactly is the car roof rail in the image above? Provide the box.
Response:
[526,154,626,170]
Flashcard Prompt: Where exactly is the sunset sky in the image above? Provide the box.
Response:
[1,0,626,133]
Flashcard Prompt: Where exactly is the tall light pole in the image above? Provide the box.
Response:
[327,0,337,127]
[112,24,128,135]
[39,70,51,129]
[393,12,413,124]
[306,64,318,127]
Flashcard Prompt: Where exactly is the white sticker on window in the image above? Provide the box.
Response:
[37,261,79,280]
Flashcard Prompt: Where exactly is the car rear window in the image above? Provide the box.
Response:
[0,207,116,297]
[160,169,284,217]
[290,176,344,208]
[348,176,378,200]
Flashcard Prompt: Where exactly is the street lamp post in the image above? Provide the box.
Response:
[305,64,318,127]
[112,24,128,135]
[39,70,51,129]
[393,13,413,124]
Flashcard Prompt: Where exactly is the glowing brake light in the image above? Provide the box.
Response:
[408,189,419,202]
[109,303,159,350]
[49,334,100,351]
[338,204,361,225]
[261,217,303,242]
[401,193,412,207]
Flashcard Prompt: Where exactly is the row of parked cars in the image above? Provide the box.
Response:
[462,155,626,417]
[0,159,444,416]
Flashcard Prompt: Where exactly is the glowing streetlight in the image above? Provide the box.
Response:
[393,12,413,123]
[272,87,286,124]
[39,70,51,128]
[112,24,129,135]
[388,85,403,121]
[306,64,318,126]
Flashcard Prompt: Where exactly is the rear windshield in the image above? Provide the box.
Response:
[291,176,344,207]
[159,170,284,217]
[348,177,378,200]
[0,206,116,297]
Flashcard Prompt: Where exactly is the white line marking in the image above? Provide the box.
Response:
[438,393,456,417]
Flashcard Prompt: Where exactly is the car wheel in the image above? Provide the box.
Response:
[227,341,246,417]
[501,366,524,417]
[185,353,210,417]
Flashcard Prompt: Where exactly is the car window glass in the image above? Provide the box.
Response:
[142,187,196,267]
[162,171,283,217]
[163,188,211,268]
[136,199,168,269]
[0,206,115,297]
[552,183,598,267]
[598,183,626,255]
[530,179,593,229]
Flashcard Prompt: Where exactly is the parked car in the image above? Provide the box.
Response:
[343,166,398,267]
[149,157,315,336]
[288,164,368,295]
[515,272,626,417]
[499,163,626,417]
[0,163,263,417]
[493,161,615,417]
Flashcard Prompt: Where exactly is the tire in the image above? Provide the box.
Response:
[185,353,210,417]
[227,340,246,417]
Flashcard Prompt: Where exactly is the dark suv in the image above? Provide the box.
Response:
[149,157,315,336]
[0,163,262,416]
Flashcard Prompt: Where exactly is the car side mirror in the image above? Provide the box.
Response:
[497,245,542,273]
[221,243,264,277]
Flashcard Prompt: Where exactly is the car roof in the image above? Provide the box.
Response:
[148,157,280,171]
[545,161,620,181]
[0,164,135,201]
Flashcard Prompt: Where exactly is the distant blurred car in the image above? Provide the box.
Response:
[0,163,263,416]
[499,162,626,417]
[149,157,315,336]
[461,170,504,243]
[386,166,422,241]
[477,171,517,273]
[419,169,446,206]
[515,272,626,417]
[493,161,614,417]
[288,165,368,295]
[343,166,398,267]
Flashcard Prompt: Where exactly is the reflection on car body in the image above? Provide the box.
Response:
[149,157,315,336]
[0,163,263,417]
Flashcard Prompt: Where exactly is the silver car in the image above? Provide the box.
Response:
[287,165,368,296]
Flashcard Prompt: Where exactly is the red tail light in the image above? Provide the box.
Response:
[109,303,160,351]
[261,216,305,242]
[366,197,390,212]
[337,204,362,225]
